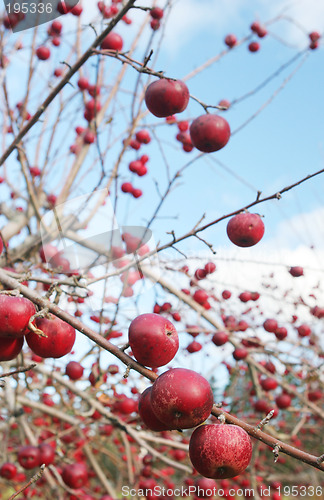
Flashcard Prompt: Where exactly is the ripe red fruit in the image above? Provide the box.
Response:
[121,182,133,193]
[195,477,217,497]
[115,396,137,414]
[248,41,260,52]
[250,21,261,33]
[57,1,72,14]
[309,31,321,42]
[308,389,322,402]
[83,130,96,144]
[150,19,160,30]
[150,368,214,429]
[289,266,304,277]
[274,326,288,340]
[239,291,252,303]
[226,213,265,247]
[71,3,82,15]
[0,295,36,337]
[218,99,231,110]
[297,324,311,337]
[222,290,231,300]
[50,20,62,35]
[257,26,267,38]
[275,393,291,409]
[189,114,230,153]
[0,462,17,479]
[145,79,189,118]
[204,262,216,274]
[233,347,248,360]
[136,129,151,144]
[150,7,164,19]
[85,98,101,113]
[26,314,76,358]
[62,462,88,489]
[224,34,237,48]
[78,77,89,90]
[100,32,123,51]
[0,336,24,361]
[189,424,252,479]
[132,188,142,198]
[36,46,51,60]
[38,443,55,466]
[254,399,269,413]
[263,318,278,333]
[52,37,61,47]
[261,377,278,392]
[18,446,41,470]
[128,313,179,368]
[129,160,142,173]
[212,331,229,346]
[195,268,207,280]
[138,386,170,431]
[66,361,84,380]
[186,340,202,353]
[193,289,209,305]
[88,84,101,97]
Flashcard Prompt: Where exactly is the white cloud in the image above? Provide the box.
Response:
[266,206,324,251]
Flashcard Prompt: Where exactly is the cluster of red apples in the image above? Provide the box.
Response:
[129,313,253,479]
[0,294,76,362]
[225,20,321,52]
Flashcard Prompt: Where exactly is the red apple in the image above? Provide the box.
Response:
[150,368,214,429]
[263,318,278,333]
[189,424,252,479]
[289,266,303,277]
[62,462,88,489]
[189,114,230,153]
[0,295,36,337]
[26,314,76,358]
[18,446,41,470]
[150,7,164,19]
[65,361,84,380]
[138,386,170,431]
[224,34,237,48]
[186,340,202,353]
[0,462,17,480]
[128,313,179,368]
[145,79,189,118]
[195,477,217,497]
[297,324,311,337]
[248,41,260,52]
[212,331,229,346]
[36,46,51,60]
[0,336,24,361]
[232,347,248,360]
[226,213,265,247]
[100,32,123,51]
[275,393,291,409]
[38,443,55,466]
[260,377,278,391]
[274,327,287,341]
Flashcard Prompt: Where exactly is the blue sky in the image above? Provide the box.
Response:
[3,0,324,253]
[2,0,324,314]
